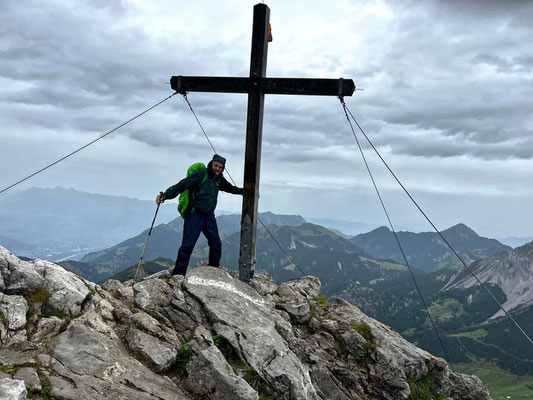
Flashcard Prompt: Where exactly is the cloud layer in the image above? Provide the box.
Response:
[1,0,533,237]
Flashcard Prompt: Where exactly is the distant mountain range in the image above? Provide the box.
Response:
[351,223,511,272]
[76,212,307,282]
[0,187,179,260]
[3,186,532,381]
[77,217,510,285]
[207,222,401,295]
[106,222,409,296]
[0,186,520,267]
[217,211,306,236]
[304,217,381,237]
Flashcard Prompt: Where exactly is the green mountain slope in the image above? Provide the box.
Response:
[210,223,382,294]
[79,212,307,280]
[105,258,174,282]
[57,260,109,282]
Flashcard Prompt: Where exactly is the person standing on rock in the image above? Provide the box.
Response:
[156,154,243,276]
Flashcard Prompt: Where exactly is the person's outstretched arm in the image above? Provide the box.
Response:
[156,169,205,204]
[219,176,243,195]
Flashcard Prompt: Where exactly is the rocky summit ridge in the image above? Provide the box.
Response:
[0,244,491,400]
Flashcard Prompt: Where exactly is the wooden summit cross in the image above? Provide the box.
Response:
[170,3,355,282]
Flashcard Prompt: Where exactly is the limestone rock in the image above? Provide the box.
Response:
[0,351,35,367]
[248,272,278,296]
[184,267,320,400]
[185,326,258,400]
[0,246,491,400]
[0,328,27,347]
[125,326,178,372]
[0,246,89,317]
[0,246,44,294]
[48,374,80,399]
[309,365,356,400]
[52,322,189,399]
[13,367,41,391]
[101,279,132,301]
[0,378,27,400]
[36,354,53,368]
[131,311,181,346]
[275,281,313,324]
[32,316,63,341]
[0,294,28,330]
[133,278,174,312]
[34,259,90,316]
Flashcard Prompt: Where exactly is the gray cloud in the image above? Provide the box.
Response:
[2,0,532,162]
[428,0,533,26]
[331,0,533,160]
[2,0,533,238]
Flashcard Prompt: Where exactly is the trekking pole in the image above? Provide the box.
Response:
[134,194,162,282]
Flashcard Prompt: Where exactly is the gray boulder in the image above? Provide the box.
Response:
[33,259,90,316]
[32,316,63,341]
[184,267,320,400]
[184,326,258,400]
[0,295,28,330]
[0,246,89,318]
[0,378,27,400]
[13,367,41,392]
[0,247,44,294]
[125,326,178,372]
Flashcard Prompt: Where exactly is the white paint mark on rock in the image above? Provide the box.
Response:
[187,276,266,307]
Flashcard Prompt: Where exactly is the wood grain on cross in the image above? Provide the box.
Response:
[170,4,355,282]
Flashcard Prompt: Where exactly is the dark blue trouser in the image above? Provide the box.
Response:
[172,211,222,275]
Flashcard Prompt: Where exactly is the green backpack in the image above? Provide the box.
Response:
[177,162,208,219]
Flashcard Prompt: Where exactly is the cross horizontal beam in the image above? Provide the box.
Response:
[170,75,356,97]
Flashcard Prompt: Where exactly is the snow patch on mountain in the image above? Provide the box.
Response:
[289,236,296,250]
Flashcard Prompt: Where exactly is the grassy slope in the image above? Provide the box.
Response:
[455,360,533,400]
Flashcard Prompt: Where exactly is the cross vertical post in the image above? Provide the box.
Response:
[239,4,270,282]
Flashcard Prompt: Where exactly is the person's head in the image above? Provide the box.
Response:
[211,154,226,176]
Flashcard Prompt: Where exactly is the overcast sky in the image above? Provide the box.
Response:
[1,0,533,238]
